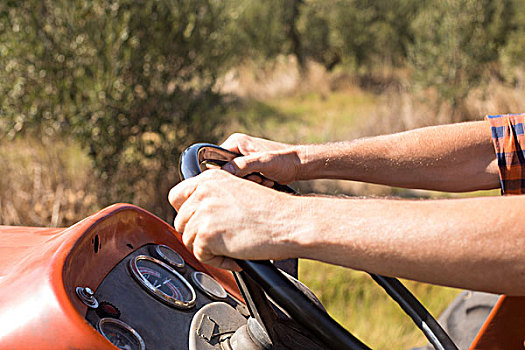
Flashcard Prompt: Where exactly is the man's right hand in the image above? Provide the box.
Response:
[220,133,304,186]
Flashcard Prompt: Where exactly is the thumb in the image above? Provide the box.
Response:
[222,153,267,178]
[168,176,199,211]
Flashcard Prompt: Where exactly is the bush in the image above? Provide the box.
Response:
[0,0,240,217]
[297,0,421,72]
[409,0,514,119]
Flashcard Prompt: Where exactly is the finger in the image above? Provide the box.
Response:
[245,174,263,184]
[168,177,199,211]
[173,197,199,234]
[220,133,245,154]
[261,178,275,188]
[194,246,241,271]
[212,257,241,271]
[224,153,268,178]
[181,220,198,253]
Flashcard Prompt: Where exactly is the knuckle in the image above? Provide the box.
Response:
[193,247,204,261]
[174,216,184,233]
[203,168,223,178]
[193,245,210,262]
[199,217,214,235]
[167,185,183,206]
[167,187,176,204]
[258,152,273,164]
[230,132,247,141]
[192,188,206,201]
[182,231,193,246]
[233,157,247,169]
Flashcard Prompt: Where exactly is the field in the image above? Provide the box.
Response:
[300,260,459,349]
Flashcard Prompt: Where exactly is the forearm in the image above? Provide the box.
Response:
[288,194,525,295]
[295,120,499,192]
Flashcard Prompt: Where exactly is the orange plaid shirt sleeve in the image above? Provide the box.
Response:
[486,113,525,195]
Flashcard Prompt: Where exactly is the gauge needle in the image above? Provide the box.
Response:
[153,279,171,288]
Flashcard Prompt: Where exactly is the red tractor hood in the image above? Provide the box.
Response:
[0,203,240,349]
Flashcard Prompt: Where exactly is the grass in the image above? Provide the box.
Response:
[299,260,460,349]
[224,89,377,144]
[0,137,99,227]
[265,91,377,143]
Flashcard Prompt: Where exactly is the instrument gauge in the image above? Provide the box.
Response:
[97,318,145,350]
[129,255,196,309]
[154,244,185,268]
[192,271,228,300]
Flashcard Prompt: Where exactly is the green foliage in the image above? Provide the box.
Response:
[231,0,289,60]
[229,0,305,66]
[297,1,340,70]
[409,0,513,111]
[0,0,241,216]
[499,0,525,84]
[298,0,421,71]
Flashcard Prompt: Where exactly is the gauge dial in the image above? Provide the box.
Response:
[155,244,185,268]
[129,255,196,309]
[192,271,228,300]
[97,318,145,350]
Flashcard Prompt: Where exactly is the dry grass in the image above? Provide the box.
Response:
[357,82,525,140]
[299,260,460,349]
[219,56,332,100]
[222,56,525,138]
[0,137,99,227]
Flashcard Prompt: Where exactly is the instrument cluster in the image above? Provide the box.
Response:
[77,244,247,350]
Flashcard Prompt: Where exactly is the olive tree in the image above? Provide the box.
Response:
[0,0,240,217]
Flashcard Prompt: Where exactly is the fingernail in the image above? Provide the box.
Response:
[223,163,235,174]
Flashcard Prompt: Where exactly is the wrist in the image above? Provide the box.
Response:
[293,144,317,181]
[278,195,324,259]
[294,144,336,180]
[272,145,309,183]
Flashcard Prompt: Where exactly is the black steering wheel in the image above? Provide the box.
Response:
[179,143,458,350]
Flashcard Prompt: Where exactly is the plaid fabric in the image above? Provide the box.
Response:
[487,113,525,195]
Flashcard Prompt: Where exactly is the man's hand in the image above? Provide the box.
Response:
[168,169,301,270]
[220,133,304,186]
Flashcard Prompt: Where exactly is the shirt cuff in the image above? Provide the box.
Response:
[486,114,525,195]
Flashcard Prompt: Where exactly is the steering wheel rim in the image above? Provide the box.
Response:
[179,143,458,350]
